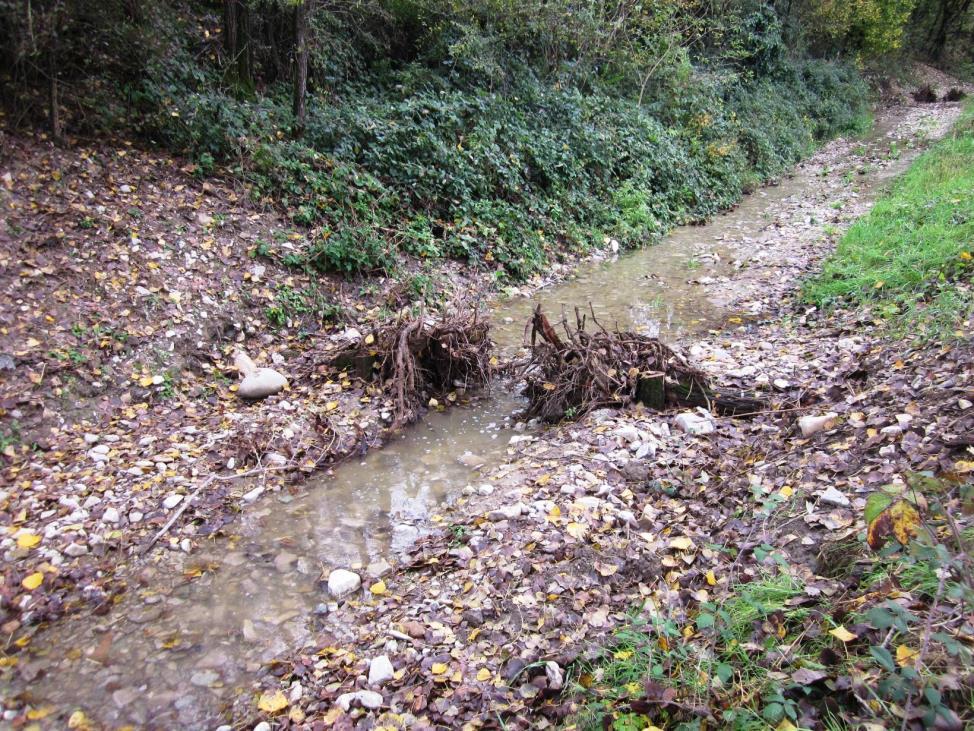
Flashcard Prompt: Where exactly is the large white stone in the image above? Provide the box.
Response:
[674,411,715,435]
[238,368,287,399]
[327,569,361,598]
[368,655,395,686]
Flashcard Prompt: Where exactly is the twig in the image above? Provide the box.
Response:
[139,466,287,556]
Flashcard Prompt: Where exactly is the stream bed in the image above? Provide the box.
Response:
[13,111,925,729]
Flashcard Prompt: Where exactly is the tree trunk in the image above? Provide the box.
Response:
[236,2,254,91]
[48,8,62,144]
[292,0,309,135]
[224,0,239,70]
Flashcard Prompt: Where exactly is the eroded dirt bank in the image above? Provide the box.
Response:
[1,91,971,729]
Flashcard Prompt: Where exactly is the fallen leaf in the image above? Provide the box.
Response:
[431,662,448,675]
[370,580,387,595]
[476,668,491,682]
[829,625,857,642]
[896,644,919,667]
[257,690,288,713]
[669,536,695,551]
[566,522,587,539]
[22,572,43,590]
[17,533,41,549]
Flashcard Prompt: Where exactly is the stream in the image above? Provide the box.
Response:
[12,112,921,728]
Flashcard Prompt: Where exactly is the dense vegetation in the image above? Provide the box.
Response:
[805,101,974,337]
[1,0,971,283]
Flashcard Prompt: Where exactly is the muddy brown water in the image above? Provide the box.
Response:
[14,115,920,728]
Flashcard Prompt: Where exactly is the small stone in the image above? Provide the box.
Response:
[959,399,972,410]
[119,184,133,193]
[190,670,219,687]
[488,503,523,521]
[102,507,120,524]
[336,690,383,712]
[368,655,395,686]
[327,569,361,598]
[163,494,184,510]
[895,413,913,426]
[253,723,271,731]
[545,661,564,690]
[129,511,143,523]
[819,486,850,507]
[366,559,393,579]
[64,543,89,557]
[798,412,838,437]
[773,378,790,389]
[237,368,288,399]
[674,411,715,435]
[242,486,264,503]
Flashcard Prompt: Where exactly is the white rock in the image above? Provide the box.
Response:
[253,723,271,731]
[83,433,99,444]
[242,486,264,503]
[959,399,972,410]
[238,368,288,399]
[819,486,850,507]
[674,411,716,435]
[129,511,143,523]
[335,690,383,712]
[798,412,838,437]
[545,661,564,690]
[368,655,395,686]
[233,350,258,377]
[614,425,640,443]
[488,503,523,521]
[773,378,790,389]
[102,507,120,524]
[190,670,219,687]
[328,569,361,598]
[65,543,89,557]
[163,494,184,510]
[895,413,913,426]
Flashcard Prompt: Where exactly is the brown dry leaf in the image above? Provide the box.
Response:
[669,536,695,551]
[594,561,618,577]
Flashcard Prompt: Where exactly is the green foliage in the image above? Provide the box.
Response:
[804,102,974,338]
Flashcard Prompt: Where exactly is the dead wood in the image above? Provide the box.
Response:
[517,305,764,422]
[331,309,492,430]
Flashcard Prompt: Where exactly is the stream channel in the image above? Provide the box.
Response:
[15,114,912,728]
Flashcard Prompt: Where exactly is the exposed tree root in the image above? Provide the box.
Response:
[332,309,492,430]
[517,305,764,422]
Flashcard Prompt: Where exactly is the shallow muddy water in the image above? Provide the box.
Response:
[16,112,924,728]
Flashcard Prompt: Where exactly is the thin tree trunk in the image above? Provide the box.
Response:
[293,0,309,135]
[48,7,62,144]
[224,0,239,71]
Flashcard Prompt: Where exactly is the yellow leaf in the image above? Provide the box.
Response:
[476,668,491,681]
[547,505,561,520]
[960,251,972,261]
[614,649,634,660]
[565,522,587,539]
[22,572,43,590]
[706,570,717,586]
[364,333,375,345]
[669,536,695,551]
[889,500,921,545]
[17,533,41,549]
[257,690,289,713]
[67,711,91,730]
[370,580,387,595]
[431,662,448,675]
[777,721,799,731]
[139,376,154,387]
[325,401,339,412]
[896,644,919,667]
[779,485,794,498]
[829,625,857,642]
[26,707,54,720]
[535,474,551,486]
[954,460,974,474]
[542,382,557,391]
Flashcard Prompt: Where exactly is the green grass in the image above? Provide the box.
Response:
[570,573,818,731]
[803,101,974,338]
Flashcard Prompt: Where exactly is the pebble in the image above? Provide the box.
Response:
[328,569,362,598]
[368,655,395,686]
[102,507,120,524]
[64,543,89,557]
[366,559,393,578]
[242,486,265,503]
[163,494,184,510]
[674,411,716,435]
[819,485,850,507]
[798,412,838,437]
[488,503,523,521]
[253,723,271,731]
[190,670,219,687]
[336,690,383,711]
